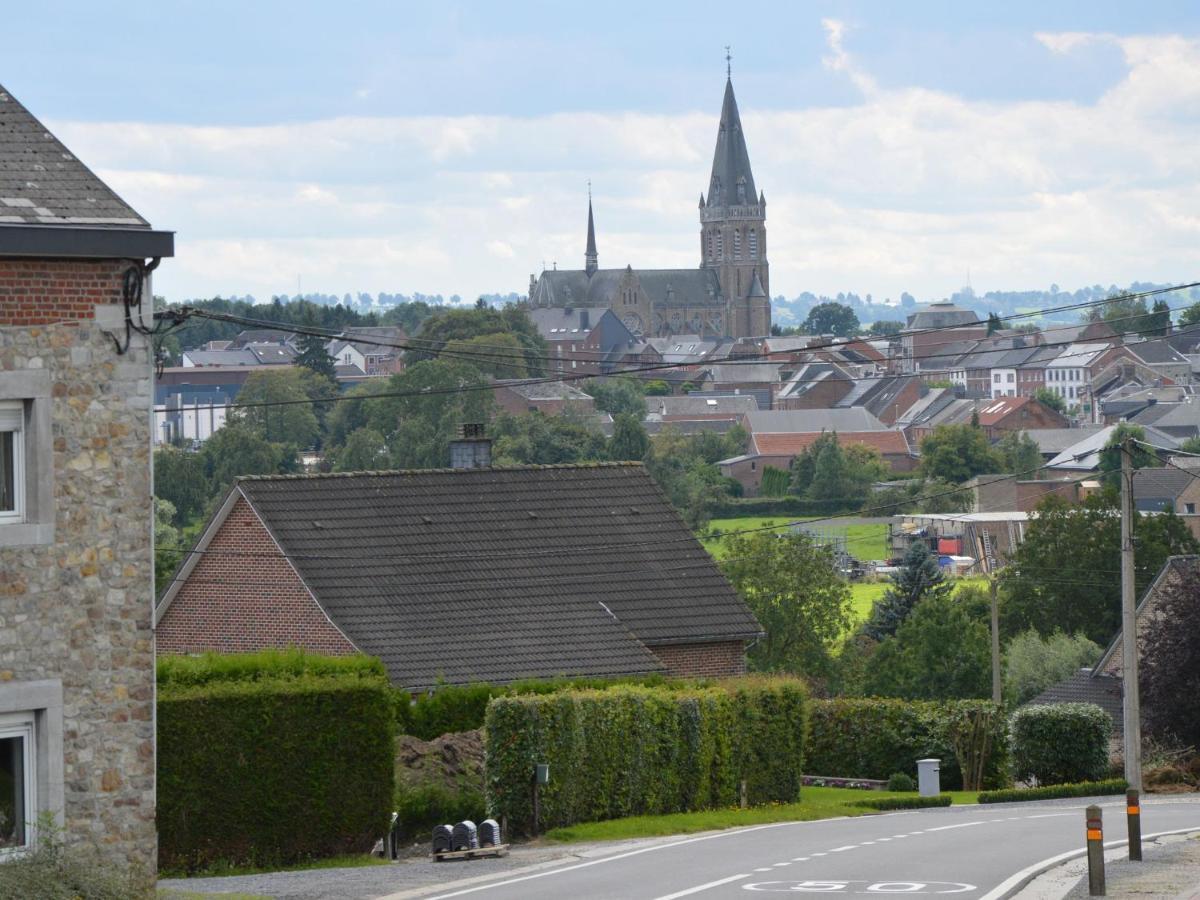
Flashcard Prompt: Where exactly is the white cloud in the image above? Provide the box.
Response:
[49,26,1200,305]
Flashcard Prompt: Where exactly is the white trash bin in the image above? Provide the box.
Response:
[917,758,941,797]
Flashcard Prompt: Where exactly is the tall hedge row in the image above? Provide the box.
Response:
[484,679,808,834]
[1010,703,1112,786]
[158,672,395,872]
[806,698,1010,790]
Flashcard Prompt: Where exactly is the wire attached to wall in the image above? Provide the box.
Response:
[103,259,187,362]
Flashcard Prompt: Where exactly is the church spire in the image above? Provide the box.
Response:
[707,71,757,208]
[584,184,598,276]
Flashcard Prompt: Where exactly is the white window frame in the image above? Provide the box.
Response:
[0,371,53,547]
[0,712,35,857]
[0,402,23,526]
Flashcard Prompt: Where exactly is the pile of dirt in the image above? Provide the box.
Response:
[395,729,484,792]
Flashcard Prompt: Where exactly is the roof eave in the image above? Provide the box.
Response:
[0,223,175,259]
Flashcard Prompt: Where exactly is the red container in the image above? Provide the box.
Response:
[937,537,962,556]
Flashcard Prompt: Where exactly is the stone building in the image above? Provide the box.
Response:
[528,74,770,339]
[0,83,172,869]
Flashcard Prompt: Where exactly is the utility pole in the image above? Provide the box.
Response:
[990,575,1002,704]
[1120,437,1142,791]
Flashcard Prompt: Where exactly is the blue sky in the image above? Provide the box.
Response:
[5,1,1200,304]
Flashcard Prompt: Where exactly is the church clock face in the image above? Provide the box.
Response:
[621,312,643,335]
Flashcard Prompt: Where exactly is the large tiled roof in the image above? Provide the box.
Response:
[234,464,760,690]
[530,268,723,311]
[0,84,146,226]
[646,395,759,417]
[1025,669,1124,732]
[744,408,887,434]
[752,430,911,457]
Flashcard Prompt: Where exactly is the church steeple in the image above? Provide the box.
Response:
[707,76,757,208]
[584,187,598,276]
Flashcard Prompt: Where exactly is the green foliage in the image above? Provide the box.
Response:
[1140,564,1200,747]
[1179,436,1200,455]
[863,541,951,640]
[294,329,337,381]
[0,816,152,899]
[154,499,182,592]
[1098,423,1159,491]
[489,411,607,465]
[759,465,790,498]
[1002,493,1199,645]
[644,426,746,528]
[788,432,888,508]
[230,368,323,448]
[852,795,951,810]
[483,679,808,835]
[1181,301,1200,328]
[806,698,1010,790]
[609,413,650,461]
[919,424,1002,484]
[332,427,390,472]
[863,588,991,700]
[995,430,1044,474]
[804,302,860,337]
[719,531,852,676]
[867,320,904,336]
[157,648,387,686]
[442,332,530,379]
[199,421,295,494]
[1003,630,1103,706]
[1010,703,1112,786]
[153,447,210,524]
[409,305,548,375]
[587,377,646,418]
[886,772,915,792]
[394,781,486,842]
[158,668,394,872]
[643,379,672,396]
[1032,388,1066,414]
[978,778,1128,804]
[1083,290,1155,335]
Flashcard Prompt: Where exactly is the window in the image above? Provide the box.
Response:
[749,229,758,260]
[0,403,22,525]
[733,229,741,260]
[993,373,1001,383]
[715,231,723,260]
[707,231,714,261]
[1007,373,1015,382]
[0,714,34,854]
[1186,503,1196,514]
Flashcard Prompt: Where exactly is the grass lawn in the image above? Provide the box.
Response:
[701,518,890,561]
[848,581,888,622]
[544,787,979,843]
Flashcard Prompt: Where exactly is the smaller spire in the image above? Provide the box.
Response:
[699,192,705,209]
[584,184,598,276]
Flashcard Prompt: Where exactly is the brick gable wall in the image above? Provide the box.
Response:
[157,495,356,656]
[0,259,130,326]
[649,640,748,678]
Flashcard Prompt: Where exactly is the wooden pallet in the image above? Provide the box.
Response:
[432,844,509,862]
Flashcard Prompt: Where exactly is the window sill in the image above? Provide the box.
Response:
[0,521,54,547]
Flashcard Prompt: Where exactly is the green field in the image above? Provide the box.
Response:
[700,517,890,561]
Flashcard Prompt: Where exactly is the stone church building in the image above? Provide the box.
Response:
[528,75,771,339]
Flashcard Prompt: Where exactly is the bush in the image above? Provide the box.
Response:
[1003,630,1102,707]
[886,772,915,792]
[157,647,387,686]
[484,679,808,834]
[807,698,1009,790]
[395,782,487,841]
[158,672,395,872]
[0,819,152,899]
[1010,704,1111,786]
[978,778,1127,804]
[852,795,952,811]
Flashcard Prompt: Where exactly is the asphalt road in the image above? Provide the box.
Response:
[400,796,1200,900]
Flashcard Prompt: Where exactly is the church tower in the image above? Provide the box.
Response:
[584,191,598,276]
[699,70,770,337]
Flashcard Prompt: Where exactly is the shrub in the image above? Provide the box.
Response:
[484,679,808,834]
[158,672,395,872]
[0,818,152,899]
[886,772,915,792]
[807,698,1009,790]
[395,782,487,841]
[978,778,1127,804]
[1003,630,1102,707]
[1010,703,1111,786]
[853,795,952,811]
[157,647,386,686]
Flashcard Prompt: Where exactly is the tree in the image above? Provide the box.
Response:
[803,302,860,338]
[442,332,529,379]
[489,411,607,466]
[643,380,671,396]
[198,421,294,495]
[1083,291,1154,334]
[1032,387,1066,414]
[333,427,389,472]
[153,498,182,593]
[1097,423,1159,492]
[294,330,337,381]
[643,426,744,528]
[586,377,646,418]
[863,588,992,700]
[866,320,903,337]
[1179,436,1200,456]
[919,423,1002,483]
[1001,493,1199,645]
[608,413,650,461]
[1140,563,1200,746]
[1148,299,1171,336]
[986,312,1003,335]
[153,446,210,526]
[409,306,548,375]
[230,368,321,449]
[995,430,1043,475]
[862,541,952,639]
[1003,630,1103,706]
[1180,301,1200,328]
[719,531,852,676]
[788,432,887,508]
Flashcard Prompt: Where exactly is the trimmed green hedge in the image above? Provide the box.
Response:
[1010,704,1112,786]
[807,699,1010,790]
[484,679,808,834]
[979,778,1128,804]
[158,672,395,872]
[158,647,387,686]
[852,795,953,811]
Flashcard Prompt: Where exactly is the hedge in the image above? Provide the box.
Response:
[1010,704,1112,786]
[157,647,387,686]
[807,698,1010,790]
[158,672,395,872]
[852,795,953,811]
[978,779,1128,804]
[484,679,808,834]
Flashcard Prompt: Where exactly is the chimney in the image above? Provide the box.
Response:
[449,423,492,469]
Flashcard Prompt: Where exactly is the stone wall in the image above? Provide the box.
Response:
[0,257,156,871]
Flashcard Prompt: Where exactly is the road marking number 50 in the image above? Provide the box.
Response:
[745,881,975,894]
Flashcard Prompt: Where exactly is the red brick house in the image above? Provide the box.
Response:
[156,463,762,690]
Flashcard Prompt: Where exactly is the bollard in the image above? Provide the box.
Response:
[1086,804,1105,896]
[1126,789,1141,861]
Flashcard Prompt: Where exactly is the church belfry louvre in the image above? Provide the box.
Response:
[528,72,771,339]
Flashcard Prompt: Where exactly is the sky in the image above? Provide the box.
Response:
[5,1,1200,305]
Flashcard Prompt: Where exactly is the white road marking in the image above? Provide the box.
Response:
[876,837,891,842]
[925,821,985,832]
[861,840,876,845]
[892,835,908,839]
[830,845,857,851]
[773,862,790,867]
[1024,813,1072,819]
[793,857,809,862]
[811,852,827,856]
[754,868,774,872]
[654,872,754,900]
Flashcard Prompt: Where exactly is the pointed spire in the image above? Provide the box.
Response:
[706,70,757,209]
[584,183,598,276]
[747,270,767,299]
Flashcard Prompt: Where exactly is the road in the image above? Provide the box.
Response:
[401,796,1200,900]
